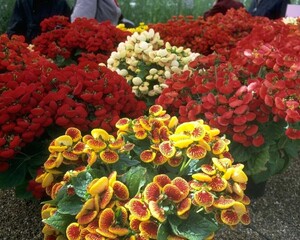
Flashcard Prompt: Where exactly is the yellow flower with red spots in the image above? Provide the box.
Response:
[40,105,251,239]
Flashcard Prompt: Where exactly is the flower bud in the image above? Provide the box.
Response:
[132,77,143,85]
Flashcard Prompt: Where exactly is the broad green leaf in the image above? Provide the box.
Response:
[229,141,252,163]
[71,171,93,198]
[268,145,289,175]
[112,153,140,174]
[260,121,286,143]
[122,165,153,197]
[0,159,27,189]
[15,182,34,200]
[168,211,218,240]
[57,195,84,215]
[157,222,171,239]
[246,146,270,175]
[43,212,75,234]
[279,137,300,159]
[87,167,106,179]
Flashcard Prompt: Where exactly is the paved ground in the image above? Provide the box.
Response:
[0,157,299,240]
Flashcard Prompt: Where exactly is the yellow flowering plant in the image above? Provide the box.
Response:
[106,29,199,106]
[38,105,250,240]
[117,22,149,33]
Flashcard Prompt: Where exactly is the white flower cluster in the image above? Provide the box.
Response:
[107,29,199,98]
[282,17,299,25]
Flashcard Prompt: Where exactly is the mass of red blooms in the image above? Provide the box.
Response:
[149,8,270,58]
[32,16,131,65]
[0,34,146,173]
[156,15,300,147]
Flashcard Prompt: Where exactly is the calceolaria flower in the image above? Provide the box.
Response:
[117,22,149,33]
[39,105,251,240]
[107,29,199,104]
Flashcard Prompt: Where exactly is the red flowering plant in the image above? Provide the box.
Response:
[32,16,131,67]
[0,31,146,199]
[156,18,300,185]
[149,8,270,58]
[0,33,59,197]
[38,105,251,240]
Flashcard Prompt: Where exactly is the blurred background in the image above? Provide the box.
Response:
[0,0,300,34]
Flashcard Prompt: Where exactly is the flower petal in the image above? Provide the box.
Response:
[194,190,214,207]
[159,141,176,158]
[140,150,156,163]
[209,176,228,192]
[144,182,161,204]
[88,177,109,196]
[153,174,171,188]
[127,199,150,221]
[66,223,81,240]
[97,208,117,239]
[149,105,166,116]
[220,209,239,225]
[65,127,82,142]
[186,144,207,160]
[213,196,235,209]
[113,181,129,201]
[148,201,166,222]
[100,149,119,164]
[139,221,158,239]
[163,184,184,203]
[177,197,192,216]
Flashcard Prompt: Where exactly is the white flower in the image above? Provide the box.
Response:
[157,49,168,57]
[132,77,143,86]
[149,68,158,75]
[117,69,128,77]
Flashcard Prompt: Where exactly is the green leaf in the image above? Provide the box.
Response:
[229,141,252,163]
[0,138,51,190]
[123,165,154,198]
[87,167,106,179]
[168,211,218,240]
[279,137,300,159]
[260,121,286,143]
[15,181,34,200]
[112,153,140,174]
[245,146,270,176]
[268,145,289,175]
[0,159,27,189]
[57,195,84,215]
[71,171,93,198]
[43,212,75,234]
[157,222,172,239]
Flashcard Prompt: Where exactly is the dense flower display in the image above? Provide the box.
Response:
[149,8,268,58]
[107,29,199,105]
[38,105,250,239]
[1,8,300,239]
[156,15,300,182]
[0,33,146,196]
[32,16,131,66]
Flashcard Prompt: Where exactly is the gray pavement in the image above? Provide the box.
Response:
[0,157,299,240]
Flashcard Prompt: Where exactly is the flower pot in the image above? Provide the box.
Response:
[245,178,267,198]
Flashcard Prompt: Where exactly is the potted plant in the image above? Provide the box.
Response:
[37,105,251,239]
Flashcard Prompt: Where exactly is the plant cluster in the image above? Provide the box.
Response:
[0,32,146,196]
[106,28,199,106]
[156,17,300,182]
[38,105,250,239]
[32,16,131,66]
[149,8,269,58]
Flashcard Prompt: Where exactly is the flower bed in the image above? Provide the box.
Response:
[0,8,300,240]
